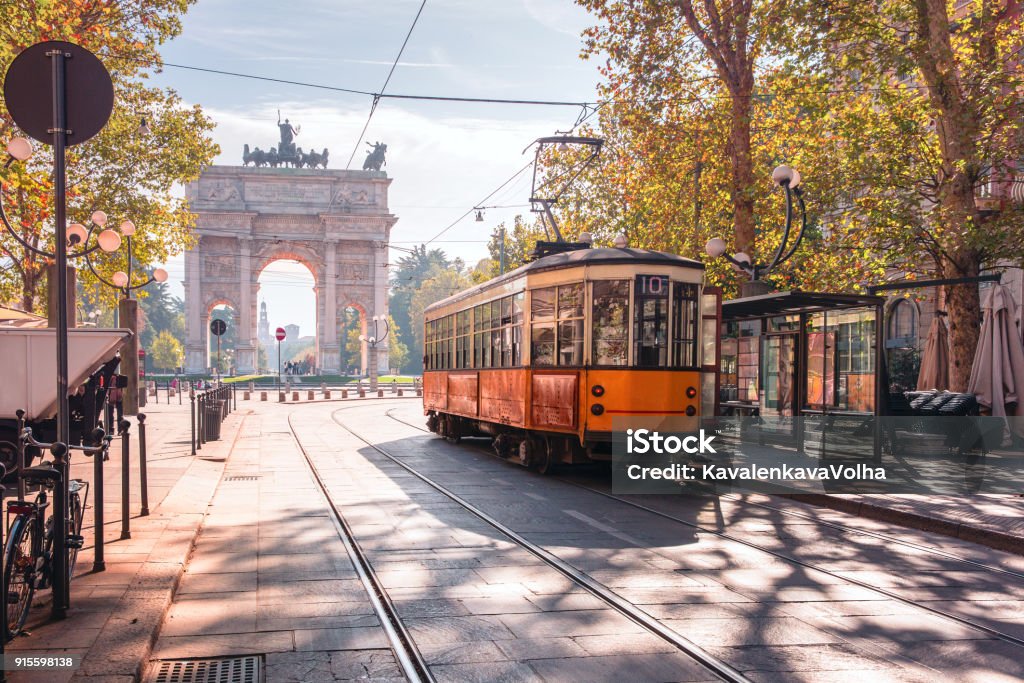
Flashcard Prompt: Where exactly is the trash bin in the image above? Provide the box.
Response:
[204,400,222,441]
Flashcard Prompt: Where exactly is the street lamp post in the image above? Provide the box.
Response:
[2,40,114,619]
[358,315,390,392]
[83,219,168,415]
[705,165,808,298]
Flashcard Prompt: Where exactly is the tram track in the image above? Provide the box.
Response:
[285,408,434,683]
[380,406,1024,652]
[324,405,752,683]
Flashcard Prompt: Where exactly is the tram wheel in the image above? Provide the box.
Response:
[442,415,461,444]
[530,437,558,475]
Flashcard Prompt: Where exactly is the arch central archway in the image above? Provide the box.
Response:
[182,165,396,376]
[257,258,318,376]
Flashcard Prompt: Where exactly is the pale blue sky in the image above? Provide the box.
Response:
[152,0,603,335]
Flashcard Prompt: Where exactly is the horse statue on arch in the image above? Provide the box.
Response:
[301,148,330,169]
[362,142,387,171]
[243,144,268,167]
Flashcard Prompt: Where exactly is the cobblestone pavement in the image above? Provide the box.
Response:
[7,396,1023,682]
[287,400,1023,682]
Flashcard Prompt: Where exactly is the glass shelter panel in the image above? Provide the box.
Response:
[805,308,876,413]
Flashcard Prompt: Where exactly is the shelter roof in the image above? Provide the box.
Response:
[722,290,885,321]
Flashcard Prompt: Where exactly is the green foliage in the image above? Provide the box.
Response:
[485,216,547,277]
[570,0,1023,385]
[409,264,474,358]
[137,279,184,350]
[150,329,183,372]
[386,315,409,372]
[0,0,219,313]
[388,245,454,372]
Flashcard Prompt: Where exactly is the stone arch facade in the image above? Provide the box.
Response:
[183,166,396,374]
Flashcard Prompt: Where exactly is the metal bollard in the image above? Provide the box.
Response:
[119,420,131,540]
[378,389,384,398]
[93,427,106,572]
[308,390,314,401]
[261,391,267,401]
[325,389,331,399]
[138,414,149,516]
[15,409,26,501]
[292,391,299,401]
[190,390,196,455]
[104,402,114,443]
[342,389,348,399]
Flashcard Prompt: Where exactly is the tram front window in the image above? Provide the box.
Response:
[592,280,629,366]
[634,275,669,367]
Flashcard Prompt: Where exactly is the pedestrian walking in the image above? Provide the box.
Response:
[108,385,124,433]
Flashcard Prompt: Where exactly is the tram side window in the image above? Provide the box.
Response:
[470,294,523,368]
[456,310,471,368]
[557,283,584,366]
[592,280,629,366]
[531,287,556,366]
[446,314,455,369]
[425,320,433,370]
[672,283,699,368]
[511,292,524,365]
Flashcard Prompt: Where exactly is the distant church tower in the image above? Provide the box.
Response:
[258,301,270,346]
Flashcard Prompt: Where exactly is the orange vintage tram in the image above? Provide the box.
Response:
[423,243,717,472]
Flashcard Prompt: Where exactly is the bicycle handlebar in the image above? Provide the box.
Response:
[19,427,112,458]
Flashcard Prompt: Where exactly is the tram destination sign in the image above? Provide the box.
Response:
[636,274,669,298]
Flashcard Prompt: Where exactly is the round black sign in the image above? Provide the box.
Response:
[210,319,227,336]
[3,41,114,146]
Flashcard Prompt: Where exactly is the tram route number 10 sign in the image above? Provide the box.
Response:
[636,274,669,298]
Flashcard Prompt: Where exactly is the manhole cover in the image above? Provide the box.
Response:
[224,475,261,481]
[149,655,262,683]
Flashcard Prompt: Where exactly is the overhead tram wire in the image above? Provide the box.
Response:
[346,0,428,170]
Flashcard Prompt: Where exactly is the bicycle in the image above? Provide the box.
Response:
[3,427,110,640]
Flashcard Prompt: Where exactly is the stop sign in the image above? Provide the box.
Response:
[275,327,286,341]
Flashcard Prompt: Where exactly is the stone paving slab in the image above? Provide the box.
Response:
[2,400,244,683]
[144,407,404,683]
[783,492,1024,555]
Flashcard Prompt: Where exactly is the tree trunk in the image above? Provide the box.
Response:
[729,94,756,258]
[911,0,984,391]
[942,250,980,391]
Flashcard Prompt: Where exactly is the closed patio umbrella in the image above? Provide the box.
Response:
[967,285,1024,439]
[916,316,949,391]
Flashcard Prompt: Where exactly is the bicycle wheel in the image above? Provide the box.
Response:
[66,481,87,579]
[4,512,38,641]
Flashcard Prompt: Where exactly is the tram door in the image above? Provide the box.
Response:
[761,333,798,417]
[701,287,722,416]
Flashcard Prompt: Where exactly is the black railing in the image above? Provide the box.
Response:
[191,384,233,452]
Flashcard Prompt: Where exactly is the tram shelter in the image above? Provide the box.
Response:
[717,291,886,419]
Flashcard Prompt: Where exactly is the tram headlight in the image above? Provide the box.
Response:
[685,405,697,417]
[591,404,605,416]
[686,386,697,399]
[591,385,605,398]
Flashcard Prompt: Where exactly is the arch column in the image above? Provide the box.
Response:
[184,249,207,373]
[320,240,340,373]
[235,238,257,374]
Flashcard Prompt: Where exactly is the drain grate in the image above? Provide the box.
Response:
[150,655,262,683]
[224,475,261,481]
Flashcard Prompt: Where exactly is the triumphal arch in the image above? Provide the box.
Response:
[183,135,395,375]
